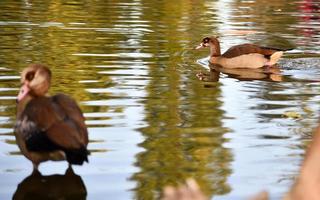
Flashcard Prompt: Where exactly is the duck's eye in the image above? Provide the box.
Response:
[26,72,35,81]
[203,38,210,43]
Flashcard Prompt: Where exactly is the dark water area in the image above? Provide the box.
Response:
[0,0,320,199]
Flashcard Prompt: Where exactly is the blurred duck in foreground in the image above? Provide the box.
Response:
[162,125,320,200]
[196,36,292,69]
[14,64,89,170]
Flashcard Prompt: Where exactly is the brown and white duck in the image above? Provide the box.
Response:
[196,36,291,69]
[15,64,89,170]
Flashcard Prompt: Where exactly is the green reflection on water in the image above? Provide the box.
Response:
[0,0,320,199]
[135,78,231,197]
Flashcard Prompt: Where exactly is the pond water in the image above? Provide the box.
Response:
[0,0,320,199]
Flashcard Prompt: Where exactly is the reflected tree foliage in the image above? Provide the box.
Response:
[131,1,232,199]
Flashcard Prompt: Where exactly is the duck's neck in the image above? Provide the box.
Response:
[16,95,33,119]
[209,41,221,57]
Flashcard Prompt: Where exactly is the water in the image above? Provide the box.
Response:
[0,0,320,199]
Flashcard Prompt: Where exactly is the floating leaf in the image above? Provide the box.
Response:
[302,106,313,114]
[282,111,302,119]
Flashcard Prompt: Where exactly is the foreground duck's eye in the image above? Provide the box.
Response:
[26,72,35,81]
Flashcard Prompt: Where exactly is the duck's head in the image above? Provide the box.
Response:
[195,36,220,50]
[17,64,51,102]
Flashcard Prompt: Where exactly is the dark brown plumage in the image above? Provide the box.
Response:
[15,64,89,170]
[221,43,283,58]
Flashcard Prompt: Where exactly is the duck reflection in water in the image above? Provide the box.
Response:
[13,167,87,200]
[196,63,283,83]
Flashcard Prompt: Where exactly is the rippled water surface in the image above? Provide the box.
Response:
[1,0,320,199]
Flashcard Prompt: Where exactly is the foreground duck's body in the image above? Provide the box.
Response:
[15,64,89,170]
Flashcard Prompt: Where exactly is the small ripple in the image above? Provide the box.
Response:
[98,69,147,76]
[79,80,101,83]
[258,134,292,140]
[0,88,18,92]
[73,52,153,58]
[0,67,13,71]
[83,99,141,107]
[39,22,64,28]
[84,112,121,118]
[0,128,12,134]
[0,76,19,80]
[0,96,16,100]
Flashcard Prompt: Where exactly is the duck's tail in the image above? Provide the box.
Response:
[268,51,284,66]
[65,147,89,165]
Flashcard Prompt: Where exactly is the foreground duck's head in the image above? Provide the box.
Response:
[17,64,51,102]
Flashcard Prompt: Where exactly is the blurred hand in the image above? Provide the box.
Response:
[162,126,320,200]
[162,179,208,200]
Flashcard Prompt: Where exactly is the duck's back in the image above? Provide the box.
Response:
[222,44,279,58]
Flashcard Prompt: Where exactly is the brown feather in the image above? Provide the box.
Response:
[46,121,84,149]
[222,44,279,58]
[52,94,88,145]
[22,95,87,150]
[22,97,62,131]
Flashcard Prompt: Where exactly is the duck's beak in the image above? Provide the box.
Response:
[17,83,30,102]
[195,43,205,50]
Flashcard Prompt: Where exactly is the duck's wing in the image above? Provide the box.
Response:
[17,95,89,164]
[17,97,63,152]
[50,94,88,146]
[222,44,281,58]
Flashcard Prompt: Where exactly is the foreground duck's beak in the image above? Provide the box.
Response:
[195,43,205,50]
[17,84,30,102]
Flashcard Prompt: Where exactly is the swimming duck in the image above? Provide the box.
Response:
[196,36,290,69]
[15,64,89,170]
